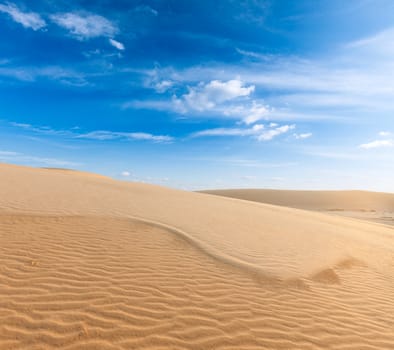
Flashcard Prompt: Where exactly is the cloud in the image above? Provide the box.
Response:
[10,122,174,143]
[137,29,394,123]
[0,65,88,85]
[0,2,46,30]
[154,80,174,93]
[131,78,269,124]
[50,12,117,40]
[258,124,295,141]
[174,79,255,112]
[220,101,270,124]
[359,140,393,149]
[122,99,174,111]
[379,131,391,137]
[121,171,131,177]
[192,123,294,142]
[75,131,173,143]
[0,150,78,167]
[9,122,73,136]
[109,38,125,50]
[347,27,394,56]
[134,5,158,16]
[141,67,175,93]
[294,132,312,139]
[192,124,264,137]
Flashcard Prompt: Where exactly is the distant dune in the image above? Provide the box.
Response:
[201,189,394,226]
[1,163,393,349]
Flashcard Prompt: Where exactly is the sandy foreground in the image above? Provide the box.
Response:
[0,164,393,349]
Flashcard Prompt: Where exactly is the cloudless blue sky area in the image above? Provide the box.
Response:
[1,0,394,190]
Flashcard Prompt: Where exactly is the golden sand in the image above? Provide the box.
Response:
[1,163,393,349]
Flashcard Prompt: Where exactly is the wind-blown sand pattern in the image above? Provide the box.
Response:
[1,164,393,349]
[201,189,394,226]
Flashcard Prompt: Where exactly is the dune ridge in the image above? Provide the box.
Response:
[201,189,394,226]
[1,163,393,349]
[1,163,393,279]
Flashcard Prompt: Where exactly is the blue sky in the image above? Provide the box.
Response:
[1,0,394,191]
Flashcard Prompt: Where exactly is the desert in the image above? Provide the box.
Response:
[201,189,394,226]
[0,163,393,349]
[2,1,394,349]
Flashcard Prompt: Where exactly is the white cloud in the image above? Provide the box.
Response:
[109,38,125,50]
[134,5,158,16]
[141,66,176,93]
[126,132,173,142]
[192,123,293,142]
[294,132,312,139]
[154,80,174,93]
[10,122,173,143]
[347,27,394,56]
[76,130,173,143]
[0,2,46,30]
[359,139,393,149]
[0,65,88,85]
[125,98,271,126]
[0,150,78,167]
[175,79,255,112]
[192,124,264,137]
[379,131,391,137]
[50,12,117,40]
[131,78,271,124]
[121,171,131,177]
[122,99,174,110]
[243,101,269,124]
[10,122,73,136]
[258,124,295,141]
[138,30,394,121]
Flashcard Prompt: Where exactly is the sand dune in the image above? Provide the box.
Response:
[1,163,393,349]
[201,189,394,226]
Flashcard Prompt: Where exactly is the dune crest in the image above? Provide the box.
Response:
[201,188,394,226]
[1,163,392,280]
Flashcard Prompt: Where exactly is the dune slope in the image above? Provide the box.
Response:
[0,163,393,349]
[201,189,394,226]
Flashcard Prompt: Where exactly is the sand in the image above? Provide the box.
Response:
[201,189,394,226]
[0,163,393,349]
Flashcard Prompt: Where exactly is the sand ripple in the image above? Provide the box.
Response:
[1,214,393,349]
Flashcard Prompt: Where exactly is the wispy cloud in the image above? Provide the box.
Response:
[128,78,273,124]
[191,123,295,142]
[9,122,173,143]
[191,124,264,138]
[173,79,255,113]
[294,132,312,139]
[134,5,158,16]
[0,65,88,85]
[347,27,394,56]
[10,122,73,136]
[257,124,295,141]
[109,38,125,50]
[0,2,46,30]
[131,28,394,125]
[76,130,173,143]
[218,100,271,125]
[379,131,391,137]
[50,12,118,40]
[359,139,393,149]
[0,150,78,167]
